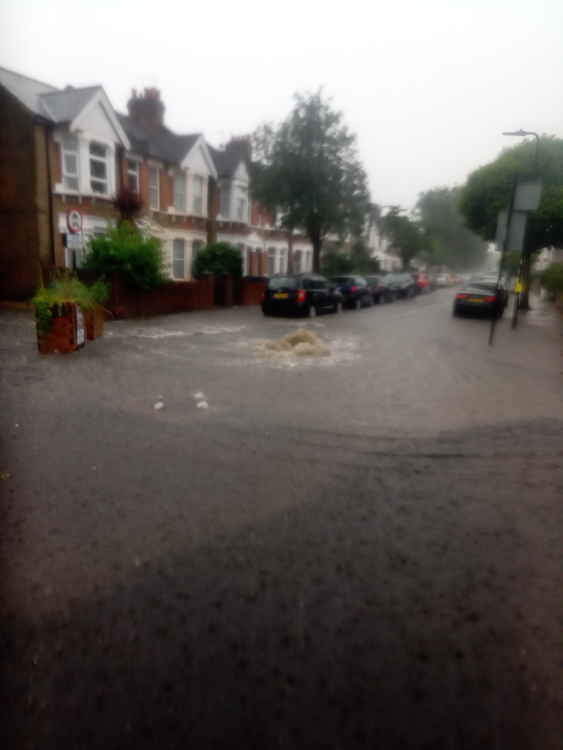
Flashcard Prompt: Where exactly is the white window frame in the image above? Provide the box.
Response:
[192,175,204,216]
[89,141,110,195]
[219,184,230,219]
[267,247,276,277]
[61,135,79,192]
[127,159,140,193]
[149,166,160,210]
[237,196,247,222]
[174,173,186,213]
[172,238,186,279]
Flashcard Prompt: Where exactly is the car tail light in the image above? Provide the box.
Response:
[297,289,306,304]
[456,293,468,299]
[484,295,496,303]
[350,285,358,293]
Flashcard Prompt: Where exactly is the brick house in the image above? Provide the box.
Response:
[0,66,314,300]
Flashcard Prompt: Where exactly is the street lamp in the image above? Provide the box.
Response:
[502,129,540,171]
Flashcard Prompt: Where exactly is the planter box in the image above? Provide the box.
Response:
[84,305,105,340]
[37,303,86,355]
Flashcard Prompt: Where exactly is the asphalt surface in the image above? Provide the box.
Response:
[2,290,562,749]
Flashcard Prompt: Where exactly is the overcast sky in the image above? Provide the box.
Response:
[3,0,563,209]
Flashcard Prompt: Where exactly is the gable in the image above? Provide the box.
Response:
[233,160,249,183]
[181,137,217,177]
[73,101,122,144]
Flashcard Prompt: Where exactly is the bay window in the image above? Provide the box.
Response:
[89,141,109,195]
[174,173,186,212]
[192,175,204,215]
[61,135,79,191]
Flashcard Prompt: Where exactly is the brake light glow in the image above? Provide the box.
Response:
[484,295,496,303]
[456,293,468,299]
[297,289,306,304]
[350,285,358,292]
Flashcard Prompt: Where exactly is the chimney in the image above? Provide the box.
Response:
[127,87,165,134]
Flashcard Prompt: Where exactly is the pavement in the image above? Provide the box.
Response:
[1,290,562,749]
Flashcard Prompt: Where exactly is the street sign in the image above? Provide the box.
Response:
[514,180,542,212]
[495,210,527,253]
[66,232,83,250]
[67,209,82,233]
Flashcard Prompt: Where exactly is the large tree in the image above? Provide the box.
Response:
[416,187,486,270]
[251,91,370,272]
[379,208,424,269]
[459,136,563,307]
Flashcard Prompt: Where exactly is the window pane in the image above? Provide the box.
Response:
[128,173,138,192]
[64,153,77,175]
[173,239,185,278]
[91,179,107,194]
[90,159,107,179]
[62,134,78,151]
[64,176,79,191]
[90,142,107,157]
[174,175,186,212]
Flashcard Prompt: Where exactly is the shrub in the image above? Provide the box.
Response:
[83,222,165,290]
[539,262,563,299]
[193,242,242,278]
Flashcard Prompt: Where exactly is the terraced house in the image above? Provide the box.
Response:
[0,66,313,300]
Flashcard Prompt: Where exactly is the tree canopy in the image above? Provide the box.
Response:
[379,209,423,269]
[251,91,371,272]
[459,136,563,253]
[416,187,486,270]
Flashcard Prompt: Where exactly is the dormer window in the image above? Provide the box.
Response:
[192,175,204,216]
[89,142,109,195]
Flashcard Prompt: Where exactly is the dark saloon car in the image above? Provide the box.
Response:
[364,275,395,303]
[330,276,373,309]
[453,278,507,318]
[383,273,417,299]
[262,274,342,317]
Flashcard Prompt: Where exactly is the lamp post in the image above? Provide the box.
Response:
[501,130,541,312]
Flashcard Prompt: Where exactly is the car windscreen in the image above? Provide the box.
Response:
[331,277,353,284]
[268,277,298,290]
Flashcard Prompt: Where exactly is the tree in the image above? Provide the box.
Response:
[459,136,563,307]
[416,187,486,270]
[192,242,242,278]
[379,208,423,269]
[252,91,371,272]
[320,238,380,277]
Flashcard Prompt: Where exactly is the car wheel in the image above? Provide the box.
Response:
[331,302,339,314]
[452,306,460,317]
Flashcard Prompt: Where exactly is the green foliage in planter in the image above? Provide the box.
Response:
[83,222,166,290]
[32,276,108,333]
[193,242,242,278]
[539,262,563,299]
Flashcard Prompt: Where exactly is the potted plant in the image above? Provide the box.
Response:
[81,279,109,340]
[32,276,98,354]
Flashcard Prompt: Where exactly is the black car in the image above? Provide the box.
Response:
[330,275,373,309]
[383,273,417,299]
[262,274,342,317]
[364,275,395,303]
[453,278,507,318]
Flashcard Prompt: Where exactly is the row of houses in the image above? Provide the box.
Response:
[0,65,396,300]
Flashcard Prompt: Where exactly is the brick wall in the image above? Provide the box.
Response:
[101,273,215,318]
[0,87,42,299]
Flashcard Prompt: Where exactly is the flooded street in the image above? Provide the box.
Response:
[2,292,562,748]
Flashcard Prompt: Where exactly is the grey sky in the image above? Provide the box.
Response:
[3,0,563,209]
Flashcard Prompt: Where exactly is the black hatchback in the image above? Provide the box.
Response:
[262,274,342,317]
[330,276,373,309]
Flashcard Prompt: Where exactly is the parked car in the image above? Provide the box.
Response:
[434,273,451,288]
[413,272,431,293]
[383,273,417,299]
[330,275,373,309]
[453,278,508,318]
[364,275,395,303]
[262,274,342,317]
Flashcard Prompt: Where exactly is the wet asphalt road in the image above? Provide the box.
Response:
[1,291,562,749]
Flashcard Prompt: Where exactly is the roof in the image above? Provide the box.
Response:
[41,86,100,122]
[209,144,243,178]
[0,65,57,117]
[118,113,200,164]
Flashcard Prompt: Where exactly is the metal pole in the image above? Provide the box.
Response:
[489,179,517,346]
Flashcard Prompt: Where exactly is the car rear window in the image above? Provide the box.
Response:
[332,277,352,284]
[268,277,298,290]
